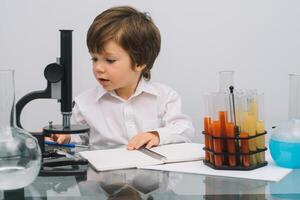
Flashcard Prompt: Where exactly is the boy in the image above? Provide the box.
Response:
[51,6,194,150]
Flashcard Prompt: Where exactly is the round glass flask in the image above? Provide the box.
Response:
[0,69,41,190]
[269,74,300,168]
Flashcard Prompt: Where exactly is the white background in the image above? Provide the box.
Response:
[1,0,300,142]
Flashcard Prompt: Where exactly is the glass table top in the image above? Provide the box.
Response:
[1,144,300,200]
[1,166,299,199]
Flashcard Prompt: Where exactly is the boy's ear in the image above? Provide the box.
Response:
[135,64,146,72]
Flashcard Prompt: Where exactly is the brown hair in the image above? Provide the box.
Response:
[87,6,161,80]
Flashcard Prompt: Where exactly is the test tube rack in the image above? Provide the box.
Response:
[202,130,268,170]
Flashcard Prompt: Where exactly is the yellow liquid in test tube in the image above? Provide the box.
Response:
[248,101,258,121]
[256,121,266,163]
[243,112,257,165]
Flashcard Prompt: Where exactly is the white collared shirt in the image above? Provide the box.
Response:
[71,79,194,147]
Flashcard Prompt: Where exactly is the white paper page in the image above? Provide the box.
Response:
[151,143,205,163]
[79,147,162,171]
[140,152,292,182]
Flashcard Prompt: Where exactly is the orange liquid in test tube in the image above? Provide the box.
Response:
[204,117,211,161]
[219,111,228,154]
[212,121,223,167]
[240,132,250,167]
[208,123,214,164]
[226,122,236,166]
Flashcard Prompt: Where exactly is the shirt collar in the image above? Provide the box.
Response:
[95,78,158,101]
[134,78,158,97]
[95,86,108,101]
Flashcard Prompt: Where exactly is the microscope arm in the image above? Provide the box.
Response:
[16,63,64,129]
[16,83,51,129]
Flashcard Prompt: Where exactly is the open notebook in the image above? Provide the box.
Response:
[79,143,204,171]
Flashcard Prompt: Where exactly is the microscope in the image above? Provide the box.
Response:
[16,30,89,177]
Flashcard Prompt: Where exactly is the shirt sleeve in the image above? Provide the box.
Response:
[72,103,87,124]
[70,103,88,144]
[154,89,195,145]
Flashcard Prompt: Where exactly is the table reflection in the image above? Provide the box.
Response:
[204,176,267,200]
[86,168,175,199]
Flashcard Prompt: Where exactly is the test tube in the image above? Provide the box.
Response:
[219,70,235,93]
[218,93,229,165]
[234,90,244,129]
[240,132,250,167]
[226,88,237,167]
[203,93,213,162]
[235,90,250,167]
[244,90,258,165]
[211,93,228,167]
[256,92,265,163]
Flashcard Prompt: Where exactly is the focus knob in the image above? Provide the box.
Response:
[44,63,64,83]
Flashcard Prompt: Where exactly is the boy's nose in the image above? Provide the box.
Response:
[94,63,105,73]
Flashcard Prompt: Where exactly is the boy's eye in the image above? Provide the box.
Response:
[106,58,116,64]
[91,57,98,62]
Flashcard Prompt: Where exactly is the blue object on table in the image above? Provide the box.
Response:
[269,139,300,168]
[44,141,76,148]
[269,119,300,169]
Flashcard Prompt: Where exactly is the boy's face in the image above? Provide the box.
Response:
[90,40,145,99]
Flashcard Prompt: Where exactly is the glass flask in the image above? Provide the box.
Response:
[269,74,300,168]
[219,70,234,93]
[0,69,41,190]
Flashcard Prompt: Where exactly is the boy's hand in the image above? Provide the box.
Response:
[127,131,160,150]
[45,134,71,144]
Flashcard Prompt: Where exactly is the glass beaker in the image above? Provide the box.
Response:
[0,69,41,190]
